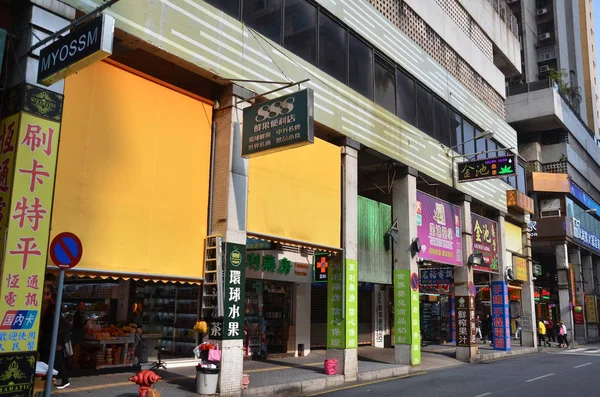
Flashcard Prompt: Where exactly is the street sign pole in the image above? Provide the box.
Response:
[44,269,65,397]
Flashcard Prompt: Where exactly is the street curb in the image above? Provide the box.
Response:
[473,347,538,363]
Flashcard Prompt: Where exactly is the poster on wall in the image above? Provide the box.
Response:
[416,191,462,266]
[471,214,499,273]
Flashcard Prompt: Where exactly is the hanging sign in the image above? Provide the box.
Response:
[313,252,328,283]
[471,214,499,273]
[513,256,528,281]
[37,14,115,86]
[242,89,314,158]
[458,154,516,183]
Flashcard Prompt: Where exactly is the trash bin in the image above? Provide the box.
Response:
[196,365,219,395]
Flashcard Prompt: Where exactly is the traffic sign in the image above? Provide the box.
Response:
[50,232,83,269]
[410,272,419,291]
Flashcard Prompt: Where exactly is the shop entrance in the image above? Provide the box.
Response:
[244,280,293,357]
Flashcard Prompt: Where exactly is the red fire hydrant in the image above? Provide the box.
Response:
[130,370,161,397]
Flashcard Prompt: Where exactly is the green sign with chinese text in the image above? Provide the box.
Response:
[393,270,421,366]
[327,257,345,348]
[242,89,314,157]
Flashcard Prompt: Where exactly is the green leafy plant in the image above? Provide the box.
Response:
[547,68,582,110]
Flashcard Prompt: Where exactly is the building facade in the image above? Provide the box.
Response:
[0,0,540,395]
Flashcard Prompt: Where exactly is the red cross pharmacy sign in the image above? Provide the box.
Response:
[314,253,328,283]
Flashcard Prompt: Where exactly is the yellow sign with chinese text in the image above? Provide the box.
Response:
[0,112,60,353]
[514,256,528,282]
[585,295,597,324]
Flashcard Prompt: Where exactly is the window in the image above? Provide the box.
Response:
[397,69,416,126]
[284,0,317,65]
[205,0,240,19]
[475,131,487,159]
[319,13,347,84]
[349,34,373,99]
[517,162,527,193]
[242,0,282,44]
[416,84,433,136]
[487,139,497,157]
[374,55,396,114]
[450,111,463,154]
[462,120,475,156]
[433,97,450,146]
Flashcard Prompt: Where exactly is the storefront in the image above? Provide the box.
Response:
[471,213,500,322]
[504,221,529,334]
[46,60,214,367]
[415,192,462,343]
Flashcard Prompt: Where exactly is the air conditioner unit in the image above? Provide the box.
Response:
[537,8,549,16]
[539,65,550,73]
[540,198,560,211]
[539,32,551,40]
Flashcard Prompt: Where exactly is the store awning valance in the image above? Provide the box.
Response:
[246,233,339,254]
[247,138,341,249]
[49,61,212,281]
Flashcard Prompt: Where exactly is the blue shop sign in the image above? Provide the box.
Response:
[570,182,600,214]
[420,268,454,285]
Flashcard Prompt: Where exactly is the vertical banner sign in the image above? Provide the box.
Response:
[374,287,384,347]
[0,112,60,353]
[393,270,420,366]
[585,295,598,324]
[327,257,345,348]
[455,296,475,346]
[221,243,246,340]
[491,281,511,351]
[449,286,456,343]
[0,115,20,245]
[416,192,462,266]
[569,264,577,305]
[345,260,358,349]
[471,214,499,273]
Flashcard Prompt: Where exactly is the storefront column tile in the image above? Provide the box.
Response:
[391,169,421,367]
[520,225,537,348]
[556,243,575,346]
[582,254,595,341]
[570,248,586,342]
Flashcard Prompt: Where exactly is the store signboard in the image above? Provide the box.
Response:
[393,270,420,365]
[574,305,585,325]
[37,14,114,86]
[506,189,534,214]
[471,214,499,273]
[313,252,328,283]
[416,191,462,266]
[570,264,578,305]
[455,295,475,347]
[457,154,516,183]
[345,260,358,349]
[0,112,61,353]
[242,89,314,158]
[570,182,600,215]
[0,352,36,394]
[419,268,454,285]
[585,295,597,324]
[491,281,510,351]
[245,251,311,284]
[215,243,246,341]
[327,257,345,348]
[374,288,384,347]
[513,256,528,282]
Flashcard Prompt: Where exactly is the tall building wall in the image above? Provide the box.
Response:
[579,0,600,137]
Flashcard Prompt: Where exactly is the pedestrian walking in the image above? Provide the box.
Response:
[486,314,493,346]
[560,321,569,349]
[545,318,555,343]
[552,320,561,346]
[476,315,483,341]
[39,288,71,389]
[482,314,491,343]
[515,315,522,340]
[537,318,550,347]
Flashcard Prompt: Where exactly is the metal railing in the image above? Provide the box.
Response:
[487,0,519,37]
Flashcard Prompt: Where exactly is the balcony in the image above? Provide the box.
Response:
[486,0,519,37]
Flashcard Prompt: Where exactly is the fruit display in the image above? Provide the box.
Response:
[85,323,140,340]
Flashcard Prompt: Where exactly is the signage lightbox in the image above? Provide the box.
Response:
[458,154,516,183]
[37,14,114,86]
[242,89,314,157]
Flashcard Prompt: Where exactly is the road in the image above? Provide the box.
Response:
[310,345,600,397]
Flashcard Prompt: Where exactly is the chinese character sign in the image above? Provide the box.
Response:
[491,281,510,351]
[419,268,454,285]
[327,257,345,348]
[514,257,528,282]
[0,112,60,354]
[345,259,358,349]
[416,192,462,266]
[393,270,421,366]
[458,154,516,183]
[242,89,314,158]
[374,288,384,347]
[221,243,246,341]
[0,114,20,248]
[471,214,499,273]
[455,295,475,347]
[585,295,597,324]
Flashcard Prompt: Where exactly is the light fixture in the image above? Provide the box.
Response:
[506,268,514,281]
[467,253,484,267]
[410,237,421,258]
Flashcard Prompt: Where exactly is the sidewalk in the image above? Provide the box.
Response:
[52,343,538,397]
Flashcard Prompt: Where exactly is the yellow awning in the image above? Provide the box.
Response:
[247,138,341,249]
[50,61,212,280]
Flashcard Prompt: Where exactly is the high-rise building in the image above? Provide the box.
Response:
[579,0,600,137]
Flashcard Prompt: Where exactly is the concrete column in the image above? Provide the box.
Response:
[490,214,511,351]
[326,144,359,381]
[454,196,476,362]
[556,243,575,346]
[212,90,249,397]
[570,248,585,343]
[582,254,596,341]
[520,225,537,348]
[392,168,421,366]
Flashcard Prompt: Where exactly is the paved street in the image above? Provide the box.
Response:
[311,344,600,397]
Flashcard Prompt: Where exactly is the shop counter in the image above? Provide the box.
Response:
[83,335,136,369]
